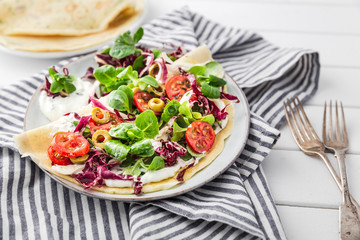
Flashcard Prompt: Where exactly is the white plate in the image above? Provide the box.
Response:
[24,54,251,201]
[0,0,148,59]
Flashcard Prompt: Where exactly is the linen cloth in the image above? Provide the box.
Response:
[0,8,319,240]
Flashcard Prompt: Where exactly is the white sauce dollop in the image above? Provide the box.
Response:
[141,158,187,184]
[52,164,85,175]
[39,79,93,121]
[104,179,134,188]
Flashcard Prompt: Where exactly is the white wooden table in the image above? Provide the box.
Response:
[1,0,359,239]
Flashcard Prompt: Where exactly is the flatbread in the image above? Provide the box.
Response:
[14,45,235,195]
[0,0,144,52]
[0,0,133,36]
[14,105,233,195]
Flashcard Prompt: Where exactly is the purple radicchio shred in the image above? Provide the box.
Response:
[95,53,121,67]
[74,115,91,133]
[64,112,81,120]
[63,67,69,76]
[139,52,154,77]
[220,92,240,103]
[89,96,111,111]
[155,140,187,167]
[95,53,138,68]
[73,151,143,194]
[169,45,185,60]
[98,165,134,181]
[176,163,194,182]
[82,67,95,79]
[133,177,143,195]
[73,151,113,188]
[52,66,58,73]
[188,73,202,96]
[209,100,229,121]
[158,57,168,85]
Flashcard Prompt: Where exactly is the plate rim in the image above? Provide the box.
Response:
[24,53,251,202]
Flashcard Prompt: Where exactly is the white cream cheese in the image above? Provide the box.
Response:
[104,179,134,188]
[141,158,187,184]
[39,79,93,121]
[52,164,85,175]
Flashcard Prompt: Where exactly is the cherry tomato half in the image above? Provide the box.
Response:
[89,112,123,134]
[134,91,161,115]
[51,132,90,158]
[185,121,215,153]
[47,146,72,165]
[165,75,191,101]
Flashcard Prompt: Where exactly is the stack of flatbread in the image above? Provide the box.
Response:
[0,0,144,52]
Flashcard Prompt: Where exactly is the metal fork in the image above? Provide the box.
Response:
[283,98,360,210]
[323,101,360,240]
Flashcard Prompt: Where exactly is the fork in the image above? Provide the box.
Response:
[283,98,360,211]
[323,101,360,240]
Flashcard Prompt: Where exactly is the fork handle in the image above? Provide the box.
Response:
[317,151,360,210]
[335,150,360,240]
[318,151,360,239]
[335,150,351,204]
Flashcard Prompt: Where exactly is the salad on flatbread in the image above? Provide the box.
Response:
[14,28,240,195]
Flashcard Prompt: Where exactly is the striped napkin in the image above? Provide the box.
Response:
[0,8,319,240]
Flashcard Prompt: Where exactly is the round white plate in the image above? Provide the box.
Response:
[0,0,148,59]
[24,54,251,201]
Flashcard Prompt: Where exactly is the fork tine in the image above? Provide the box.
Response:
[283,99,304,144]
[294,97,320,141]
[322,101,327,141]
[340,102,349,144]
[329,100,334,141]
[335,101,341,141]
[291,98,311,141]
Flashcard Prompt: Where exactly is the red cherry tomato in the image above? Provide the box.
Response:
[47,146,72,165]
[51,132,90,158]
[134,91,161,115]
[134,91,152,112]
[185,121,215,153]
[89,113,123,134]
[165,75,191,101]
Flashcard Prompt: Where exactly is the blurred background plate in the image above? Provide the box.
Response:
[0,0,148,59]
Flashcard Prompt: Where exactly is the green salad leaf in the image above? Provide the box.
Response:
[135,110,159,138]
[200,82,221,98]
[187,61,227,99]
[129,139,155,157]
[161,100,180,122]
[123,159,143,176]
[109,123,144,141]
[110,27,144,59]
[107,86,134,113]
[171,121,187,142]
[104,140,131,161]
[148,156,165,171]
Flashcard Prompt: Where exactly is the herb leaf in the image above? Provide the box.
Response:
[161,100,180,122]
[108,87,133,113]
[148,156,165,170]
[104,140,131,161]
[129,139,155,157]
[135,110,159,138]
[109,27,144,59]
[200,82,221,99]
[48,67,76,94]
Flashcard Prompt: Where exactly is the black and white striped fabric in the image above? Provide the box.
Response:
[0,8,319,240]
